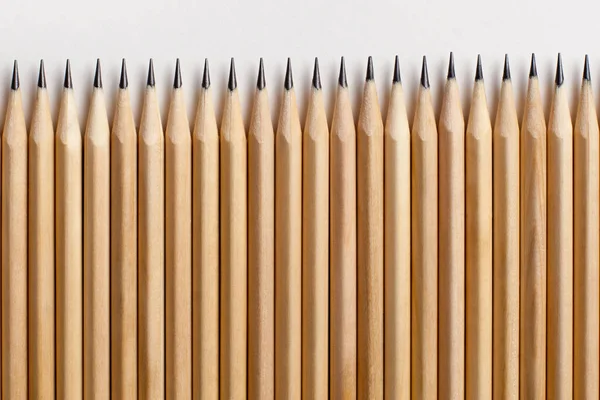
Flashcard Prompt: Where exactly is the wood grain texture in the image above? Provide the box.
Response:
[28,84,55,400]
[573,76,600,399]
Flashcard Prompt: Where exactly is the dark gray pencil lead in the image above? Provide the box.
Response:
[555,53,564,86]
[119,59,128,89]
[202,59,211,89]
[475,54,484,81]
[393,55,401,84]
[94,59,102,88]
[147,59,155,87]
[366,56,374,81]
[584,54,591,82]
[257,58,266,90]
[38,59,46,89]
[420,56,430,88]
[228,58,237,91]
[312,57,321,90]
[64,60,72,89]
[174,59,182,89]
[339,57,348,88]
[529,53,537,78]
[11,60,19,90]
[447,52,456,79]
[503,54,511,81]
[284,58,293,90]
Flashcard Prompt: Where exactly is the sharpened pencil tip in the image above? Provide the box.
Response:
[421,56,430,88]
[312,57,321,89]
[173,59,182,89]
[202,59,210,89]
[119,59,128,89]
[393,55,401,84]
[366,56,374,81]
[94,59,102,88]
[285,58,293,90]
[147,59,155,87]
[64,60,72,89]
[228,58,237,91]
[257,58,266,90]
[339,57,348,88]
[475,54,484,81]
[584,54,591,82]
[38,59,46,89]
[447,52,456,79]
[529,53,537,78]
[503,54,511,81]
[11,60,19,90]
[555,53,564,86]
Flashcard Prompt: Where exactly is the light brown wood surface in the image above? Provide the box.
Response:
[329,69,357,400]
[573,66,600,399]
[2,73,28,400]
[248,68,275,400]
[411,69,437,400]
[56,80,84,400]
[192,66,220,400]
[111,77,138,400]
[465,73,492,400]
[84,78,111,400]
[220,79,248,399]
[384,72,410,400]
[28,72,55,400]
[138,77,165,399]
[520,71,547,400]
[302,78,329,399]
[547,67,573,400]
[357,72,384,400]
[275,74,302,400]
[438,71,465,400]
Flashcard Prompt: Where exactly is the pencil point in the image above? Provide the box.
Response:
[503,54,511,81]
[529,53,537,78]
[338,57,348,88]
[555,53,564,86]
[11,60,19,90]
[228,58,237,91]
[284,58,293,90]
[312,57,321,89]
[257,58,266,90]
[393,55,401,84]
[64,60,72,89]
[420,56,430,88]
[94,59,102,88]
[447,52,455,79]
[475,54,484,81]
[173,58,182,89]
[119,59,128,89]
[38,59,46,89]
[202,59,211,89]
[366,56,374,81]
[147,59,155,87]
[584,54,591,81]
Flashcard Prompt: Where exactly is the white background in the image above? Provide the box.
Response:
[0,0,596,129]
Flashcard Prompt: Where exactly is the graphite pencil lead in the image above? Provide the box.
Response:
[228,58,237,91]
[94,59,103,88]
[475,54,484,81]
[393,55,401,84]
[312,57,321,90]
[339,57,348,88]
[38,59,46,88]
[64,59,72,89]
[421,56,430,88]
[11,60,19,90]
[174,58,182,89]
[284,57,293,90]
[147,59,155,87]
[503,54,511,81]
[257,58,266,90]
[119,58,128,89]
[584,54,591,81]
[447,52,456,79]
[555,53,564,86]
[202,58,210,89]
[366,56,375,81]
[529,53,537,78]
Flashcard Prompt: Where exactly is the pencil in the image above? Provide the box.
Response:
[329,56,357,400]
[28,60,55,400]
[302,57,329,399]
[248,58,275,400]
[220,58,248,399]
[275,58,302,399]
[547,53,573,400]
[384,55,410,400]
[138,59,165,399]
[165,59,192,398]
[520,54,547,399]
[573,54,600,399]
[192,59,219,399]
[411,56,438,400]
[55,60,83,399]
[83,59,110,399]
[438,52,465,400]
[2,61,28,399]
[465,55,492,400]
[111,59,138,399]
[357,56,384,399]
[493,55,519,400]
